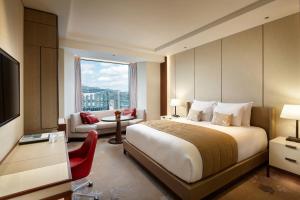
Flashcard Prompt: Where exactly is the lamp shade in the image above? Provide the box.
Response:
[170,98,181,107]
[280,104,300,120]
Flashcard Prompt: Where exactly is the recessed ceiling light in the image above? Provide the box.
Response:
[265,16,269,19]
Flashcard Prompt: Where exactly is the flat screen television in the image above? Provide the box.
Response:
[0,48,20,127]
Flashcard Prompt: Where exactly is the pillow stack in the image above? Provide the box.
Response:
[213,102,253,127]
[187,100,253,127]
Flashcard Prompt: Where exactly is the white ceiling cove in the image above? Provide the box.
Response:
[23,0,299,62]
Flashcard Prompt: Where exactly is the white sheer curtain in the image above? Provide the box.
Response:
[74,56,82,112]
[129,63,137,108]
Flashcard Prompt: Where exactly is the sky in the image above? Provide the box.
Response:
[81,59,129,92]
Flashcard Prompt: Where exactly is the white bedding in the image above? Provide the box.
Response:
[126,118,267,183]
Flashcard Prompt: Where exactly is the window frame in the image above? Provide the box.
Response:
[80,58,130,111]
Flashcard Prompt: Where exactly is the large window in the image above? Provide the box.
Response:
[81,59,129,111]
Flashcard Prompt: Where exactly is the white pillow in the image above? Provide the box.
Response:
[191,100,217,121]
[240,102,253,127]
[214,102,245,126]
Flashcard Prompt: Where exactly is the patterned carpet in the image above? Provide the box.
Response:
[68,136,300,200]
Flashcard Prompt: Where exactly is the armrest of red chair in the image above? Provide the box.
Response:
[69,148,84,159]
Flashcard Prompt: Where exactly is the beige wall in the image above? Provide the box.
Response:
[167,55,176,115]
[63,50,75,117]
[222,26,263,105]
[58,48,76,118]
[137,62,161,120]
[174,49,194,116]
[195,40,221,101]
[146,62,161,120]
[0,0,24,160]
[264,14,300,137]
[58,49,65,118]
[168,13,300,137]
[137,62,147,110]
[175,49,194,101]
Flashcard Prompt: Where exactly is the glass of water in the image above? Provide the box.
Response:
[49,133,58,143]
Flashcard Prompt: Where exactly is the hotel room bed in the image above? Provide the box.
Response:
[123,105,275,200]
[126,118,268,183]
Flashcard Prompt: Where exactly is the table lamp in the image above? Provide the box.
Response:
[280,104,300,143]
[170,98,181,117]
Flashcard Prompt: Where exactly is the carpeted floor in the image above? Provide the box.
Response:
[68,136,300,200]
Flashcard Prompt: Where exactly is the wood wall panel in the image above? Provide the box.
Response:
[0,57,3,122]
[24,45,41,133]
[264,13,300,137]
[195,40,221,101]
[222,26,263,105]
[41,48,58,129]
[24,8,57,26]
[160,57,167,115]
[24,21,57,48]
[24,8,58,133]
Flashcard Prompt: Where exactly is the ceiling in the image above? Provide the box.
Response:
[23,0,299,62]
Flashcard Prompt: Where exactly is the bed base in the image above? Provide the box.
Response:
[123,140,267,200]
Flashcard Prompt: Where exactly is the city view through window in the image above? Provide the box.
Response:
[81,59,129,111]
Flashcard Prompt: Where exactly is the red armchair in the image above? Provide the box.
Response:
[69,130,99,199]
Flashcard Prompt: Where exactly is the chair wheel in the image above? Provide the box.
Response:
[88,182,93,187]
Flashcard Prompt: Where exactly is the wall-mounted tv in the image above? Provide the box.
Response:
[0,48,20,127]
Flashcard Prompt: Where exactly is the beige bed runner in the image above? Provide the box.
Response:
[142,120,238,179]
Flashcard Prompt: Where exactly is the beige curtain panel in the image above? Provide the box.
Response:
[74,56,82,112]
[129,63,137,108]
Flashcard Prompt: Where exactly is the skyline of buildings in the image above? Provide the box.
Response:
[81,85,129,111]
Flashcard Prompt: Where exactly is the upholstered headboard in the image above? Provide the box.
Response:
[186,102,275,140]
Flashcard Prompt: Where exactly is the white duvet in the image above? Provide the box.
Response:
[126,118,267,183]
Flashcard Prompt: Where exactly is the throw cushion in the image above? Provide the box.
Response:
[122,108,137,118]
[211,112,233,126]
[80,112,91,124]
[86,115,99,124]
[187,109,202,121]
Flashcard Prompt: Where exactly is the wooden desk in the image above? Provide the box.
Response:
[0,132,72,200]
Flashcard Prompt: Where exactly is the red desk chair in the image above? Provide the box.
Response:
[69,130,99,199]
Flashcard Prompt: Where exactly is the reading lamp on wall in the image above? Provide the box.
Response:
[280,104,300,143]
[170,98,182,117]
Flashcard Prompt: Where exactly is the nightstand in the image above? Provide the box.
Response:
[269,136,300,175]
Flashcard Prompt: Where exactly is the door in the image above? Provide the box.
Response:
[41,47,58,129]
